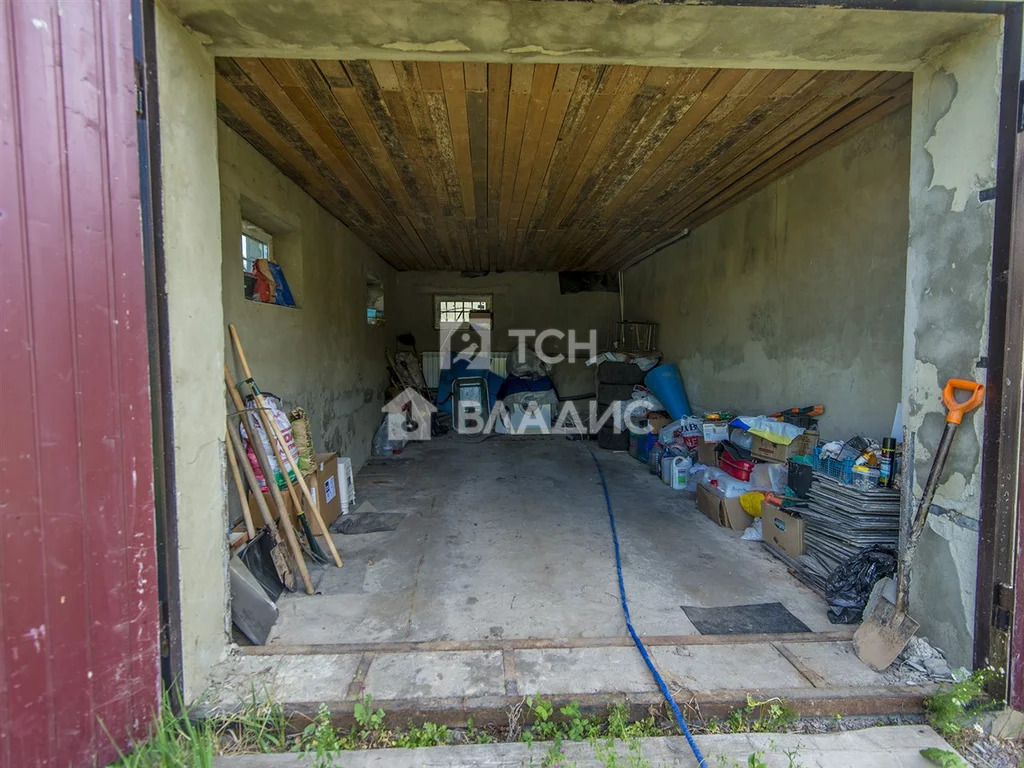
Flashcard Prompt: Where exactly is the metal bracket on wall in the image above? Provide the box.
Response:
[993,583,1014,633]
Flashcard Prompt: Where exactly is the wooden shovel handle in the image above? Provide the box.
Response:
[228,325,343,568]
[225,428,256,539]
[225,365,314,594]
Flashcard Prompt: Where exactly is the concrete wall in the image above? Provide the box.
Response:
[155,1,227,700]
[902,25,1002,667]
[388,272,620,398]
[624,108,912,442]
[219,123,395,476]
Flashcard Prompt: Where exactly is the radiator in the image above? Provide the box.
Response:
[421,351,508,388]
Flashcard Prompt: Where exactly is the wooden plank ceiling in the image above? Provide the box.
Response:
[215,59,911,272]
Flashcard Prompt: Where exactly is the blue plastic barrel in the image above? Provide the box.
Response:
[644,364,692,419]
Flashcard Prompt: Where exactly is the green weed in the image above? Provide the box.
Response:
[394,721,451,748]
[606,703,661,739]
[465,716,494,744]
[293,703,341,768]
[924,666,1001,739]
[106,689,215,768]
[919,747,969,767]
[353,694,386,732]
[540,734,576,768]
[714,695,796,734]
[215,688,289,753]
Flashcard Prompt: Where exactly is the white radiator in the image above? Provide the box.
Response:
[421,351,509,388]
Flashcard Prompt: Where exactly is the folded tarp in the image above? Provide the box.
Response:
[730,415,806,446]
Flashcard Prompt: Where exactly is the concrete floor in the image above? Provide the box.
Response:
[206,436,929,714]
[214,725,954,767]
[268,434,835,647]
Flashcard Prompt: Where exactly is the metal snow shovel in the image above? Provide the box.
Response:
[853,378,985,671]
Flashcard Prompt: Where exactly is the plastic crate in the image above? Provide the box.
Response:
[812,444,855,484]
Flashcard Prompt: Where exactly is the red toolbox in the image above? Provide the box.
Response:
[718,451,756,482]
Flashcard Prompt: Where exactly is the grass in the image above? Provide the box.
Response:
[111,687,811,766]
[106,690,216,768]
[701,695,797,735]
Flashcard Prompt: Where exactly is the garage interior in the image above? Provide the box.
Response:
[151,0,1008,722]
[207,55,927,706]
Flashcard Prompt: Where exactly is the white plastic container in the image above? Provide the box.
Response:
[661,456,693,490]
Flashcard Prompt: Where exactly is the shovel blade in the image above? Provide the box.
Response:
[853,596,920,671]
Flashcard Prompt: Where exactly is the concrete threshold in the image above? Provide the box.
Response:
[213,725,953,767]
[203,634,936,728]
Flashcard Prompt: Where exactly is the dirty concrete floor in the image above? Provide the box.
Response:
[268,435,835,647]
[208,436,928,711]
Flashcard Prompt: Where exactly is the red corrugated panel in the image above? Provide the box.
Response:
[0,1,160,765]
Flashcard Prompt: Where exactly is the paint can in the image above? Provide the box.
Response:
[878,438,897,488]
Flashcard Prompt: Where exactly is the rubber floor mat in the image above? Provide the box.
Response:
[681,602,811,635]
[335,512,406,535]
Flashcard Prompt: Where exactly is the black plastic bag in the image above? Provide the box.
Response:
[824,545,898,624]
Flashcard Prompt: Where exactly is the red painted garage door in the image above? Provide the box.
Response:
[1,1,160,765]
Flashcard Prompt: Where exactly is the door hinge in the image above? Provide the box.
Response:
[135,60,146,119]
[993,582,1014,632]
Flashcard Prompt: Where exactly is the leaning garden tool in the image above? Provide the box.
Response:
[226,418,297,593]
[229,324,343,568]
[853,378,985,671]
[225,366,314,594]
[225,363,329,569]
[226,428,285,601]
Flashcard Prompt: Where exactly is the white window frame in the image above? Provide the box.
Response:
[241,220,273,274]
[433,294,492,329]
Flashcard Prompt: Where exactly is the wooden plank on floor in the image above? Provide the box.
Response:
[241,630,857,656]
[346,652,376,700]
[773,642,829,689]
[502,647,519,697]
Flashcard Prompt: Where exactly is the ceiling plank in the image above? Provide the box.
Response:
[215,58,910,272]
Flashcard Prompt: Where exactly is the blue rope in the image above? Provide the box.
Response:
[585,445,708,768]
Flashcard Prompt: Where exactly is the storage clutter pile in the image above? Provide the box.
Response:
[610,359,907,626]
[224,324,352,645]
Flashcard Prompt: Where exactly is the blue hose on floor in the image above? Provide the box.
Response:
[586,445,709,768]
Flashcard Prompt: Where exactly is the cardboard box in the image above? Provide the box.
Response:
[761,501,805,558]
[750,430,819,463]
[701,420,730,442]
[696,484,753,531]
[648,414,672,435]
[247,451,340,536]
[303,452,341,534]
[696,436,720,467]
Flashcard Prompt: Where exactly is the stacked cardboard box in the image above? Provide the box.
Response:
[247,452,341,535]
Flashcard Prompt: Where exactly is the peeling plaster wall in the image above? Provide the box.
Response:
[162,0,997,73]
[219,123,396,480]
[902,24,1002,667]
[623,108,911,443]
[155,2,227,701]
[388,272,620,398]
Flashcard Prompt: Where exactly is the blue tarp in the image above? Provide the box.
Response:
[435,355,504,415]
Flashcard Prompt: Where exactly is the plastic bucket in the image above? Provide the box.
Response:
[644,364,692,419]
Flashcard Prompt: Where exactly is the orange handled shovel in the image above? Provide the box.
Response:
[853,379,984,670]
